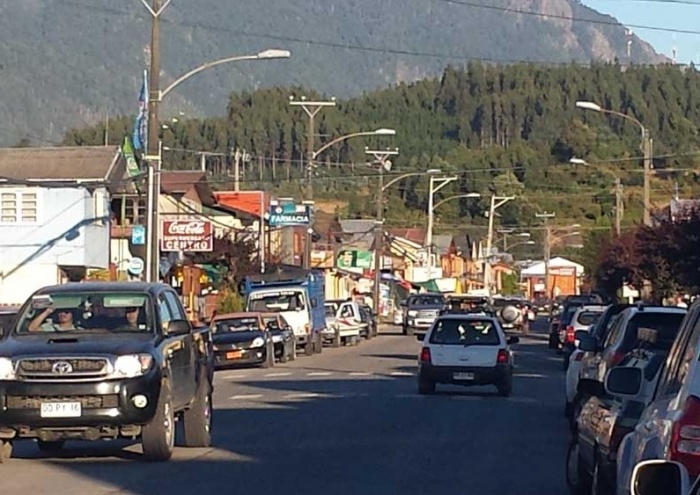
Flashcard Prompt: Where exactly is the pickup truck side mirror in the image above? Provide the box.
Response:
[631,460,689,495]
[166,319,191,336]
[605,366,642,397]
[577,333,598,352]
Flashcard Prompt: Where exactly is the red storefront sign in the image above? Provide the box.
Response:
[160,218,213,252]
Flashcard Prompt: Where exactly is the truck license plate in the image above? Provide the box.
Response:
[40,402,82,418]
[453,372,474,380]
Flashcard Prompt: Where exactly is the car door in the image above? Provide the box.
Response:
[158,292,189,407]
[164,290,198,403]
[428,318,501,368]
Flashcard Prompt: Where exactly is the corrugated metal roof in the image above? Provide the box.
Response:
[0,146,121,181]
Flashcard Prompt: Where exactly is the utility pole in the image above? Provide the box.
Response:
[536,211,556,300]
[368,148,399,321]
[615,178,624,236]
[140,0,172,283]
[426,175,457,280]
[642,129,653,226]
[483,195,515,294]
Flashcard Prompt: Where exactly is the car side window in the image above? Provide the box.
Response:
[655,307,700,399]
[158,295,173,331]
[164,291,187,321]
[603,314,625,348]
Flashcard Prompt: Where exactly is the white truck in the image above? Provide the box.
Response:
[323,299,366,347]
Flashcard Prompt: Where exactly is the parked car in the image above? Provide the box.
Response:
[629,460,698,495]
[210,312,277,368]
[492,297,527,333]
[401,293,446,337]
[611,300,700,494]
[561,304,608,370]
[416,314,519,396]
[0,282,214,462]
[322,299,364,347]
[358,304,378,339]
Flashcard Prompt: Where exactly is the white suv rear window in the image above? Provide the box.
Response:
[577,311,603,326]
[429,319,500,346]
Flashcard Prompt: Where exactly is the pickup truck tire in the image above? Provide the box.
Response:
[37,440,65,453]
[315,332,323,354]
[182,372,213,448]
[289,339,297,361]
[141,381,175,462]
[332,328,341,348]
[304,340,314,356]
[0,440,12,463]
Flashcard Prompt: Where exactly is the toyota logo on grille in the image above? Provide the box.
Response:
[51,361,73,374]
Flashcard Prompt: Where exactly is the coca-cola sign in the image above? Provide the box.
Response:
[160,218,213,252]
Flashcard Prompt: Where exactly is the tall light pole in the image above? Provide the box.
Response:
[368,147,399,320]
[484,195,515,294]
[140,0,291,282]
[576,100,652,226]
[426,176,457,277]
[536,212,556,299]
[498,231,530,252]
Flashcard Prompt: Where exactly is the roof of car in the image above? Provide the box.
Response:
[437,313,499,322]
[626,306,688,315]
[34,282,172,296]
[575,305,608,312]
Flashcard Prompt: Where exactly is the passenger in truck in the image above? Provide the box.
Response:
[27,307,80,332]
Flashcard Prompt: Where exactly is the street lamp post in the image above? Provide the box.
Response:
[426,176,457,279]
[367,148,399,321]
[484,196,515,294]
[576,100,652,226]
[138,0,292,283]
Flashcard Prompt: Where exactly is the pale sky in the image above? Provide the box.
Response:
[584,0,700,64]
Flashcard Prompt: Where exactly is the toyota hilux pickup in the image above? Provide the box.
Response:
[0,282,214,462]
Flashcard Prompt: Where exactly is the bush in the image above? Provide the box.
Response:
[216,287,245,314]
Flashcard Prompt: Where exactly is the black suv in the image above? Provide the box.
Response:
[0,282,213,462]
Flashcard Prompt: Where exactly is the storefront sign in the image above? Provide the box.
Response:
[268,203,311,226]
[160,218,213,252]
[337,250,372,269]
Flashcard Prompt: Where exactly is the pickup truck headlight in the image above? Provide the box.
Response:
[111,354,153,379]
[0,358,15,380]
[250,337,265,348]
[408,310,418,317]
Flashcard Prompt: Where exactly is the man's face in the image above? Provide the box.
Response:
[125,307,139,324]
[57,309,73,324]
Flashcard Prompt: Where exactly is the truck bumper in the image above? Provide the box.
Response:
[0,373,161,441]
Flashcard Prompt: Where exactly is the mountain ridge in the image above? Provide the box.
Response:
[0,0,667,146]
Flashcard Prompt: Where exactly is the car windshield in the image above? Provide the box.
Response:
[213,317,259,333]
[248,291,306,312]
[411,296,444,306]
[577,311,604,326]
[429,319,501,346]
[492,299,519,308]
[324,305,336,317]
[560,304,582,325]
[16,292,152,334]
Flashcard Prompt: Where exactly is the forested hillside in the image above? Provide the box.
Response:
[1,0,664,146]
[65,62,700,236]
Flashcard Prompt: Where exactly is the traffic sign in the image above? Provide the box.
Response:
[127,257,145,276]
[131,225,145,245]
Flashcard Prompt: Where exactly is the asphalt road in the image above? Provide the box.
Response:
[0,318,569,495]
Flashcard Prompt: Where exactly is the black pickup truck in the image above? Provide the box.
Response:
[0,282,214,462]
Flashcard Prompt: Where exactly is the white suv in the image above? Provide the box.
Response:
[416,314,519,396]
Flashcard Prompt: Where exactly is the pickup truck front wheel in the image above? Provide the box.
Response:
[141,381,175,462]
[182,372,212,448]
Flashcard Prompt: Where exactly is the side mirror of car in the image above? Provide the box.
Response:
[605,366,643,397]
[631,460,689,495]
[577,333,598,352]
[507,336,520,345]
[166,319,191,336]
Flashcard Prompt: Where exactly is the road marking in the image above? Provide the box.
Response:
[229,394,263,400]
[283,393,322,399]
[349,372,373,376]
[219,372,248,379]
[265,372,292,377]
[307,372,333,376]
[514,373,545,378]
[390,371,414,377]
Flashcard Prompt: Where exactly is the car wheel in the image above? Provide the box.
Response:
[315,332,323,354]
[304,339,314,356]
[289,339,297,361]
[592,459,614,495]
[418,375,436,395]
[0,440,12,463]
[279,344,289,363]
[182,371,213,448]
[141,381,175,462]
[332,328,341,348]
[37,440,65,453]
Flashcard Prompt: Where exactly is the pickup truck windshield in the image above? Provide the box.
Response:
[17,292,153,334]
[410,296,444,306]
[213,317,259,333]
[248,292,306,312]
[429,319,501,346]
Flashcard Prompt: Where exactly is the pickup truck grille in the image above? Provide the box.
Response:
[416,310,439,319]
[6,395,119,410]
[16,357,110,380]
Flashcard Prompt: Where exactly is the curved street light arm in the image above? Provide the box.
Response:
[432,194,481,211]
[600,108,646,135]
[382,172,428,192]
[312,131,378,159]
[160,54,267,101]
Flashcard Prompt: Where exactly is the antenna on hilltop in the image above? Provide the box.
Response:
[672,34,678,64]
[625,29,633,61]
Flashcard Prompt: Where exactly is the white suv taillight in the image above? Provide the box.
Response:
[670,395,700,476]
[419,347,432,364]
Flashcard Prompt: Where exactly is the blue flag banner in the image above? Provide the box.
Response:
[132,70,148,150]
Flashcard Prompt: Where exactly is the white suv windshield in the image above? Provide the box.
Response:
[429,319,501,346]
[248,292,306,312]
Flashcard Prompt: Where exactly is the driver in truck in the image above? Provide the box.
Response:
[27,306,79,332]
